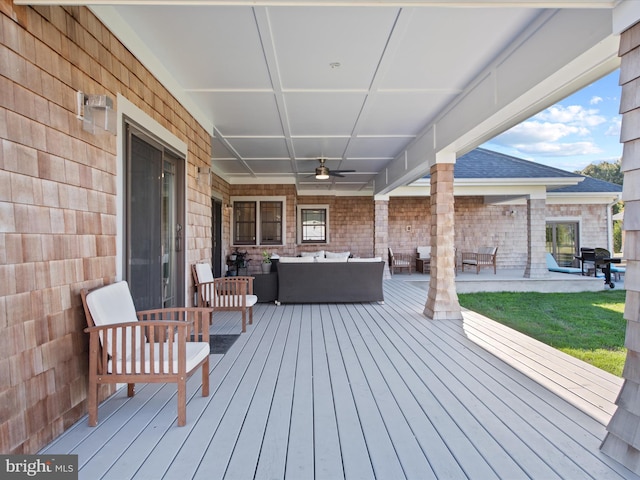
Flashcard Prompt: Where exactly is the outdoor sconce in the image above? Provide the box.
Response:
[197,166,211,185]
[76,91,116,135]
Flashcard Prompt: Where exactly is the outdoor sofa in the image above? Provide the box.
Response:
[276,255,384,304]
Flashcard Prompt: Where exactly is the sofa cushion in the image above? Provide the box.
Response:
[279,256,315,263]
[317,257,348,263]
[348,257,382,262]
[300,250,324,258]
[325,251,350,260]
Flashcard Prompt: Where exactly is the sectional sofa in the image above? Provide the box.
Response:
[276,253,384,304]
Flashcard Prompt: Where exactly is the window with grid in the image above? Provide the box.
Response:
[297,205,329,244]
[232,197,285,246]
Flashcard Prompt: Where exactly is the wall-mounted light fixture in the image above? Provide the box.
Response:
[197,166,211,185]
[76,91,116,135]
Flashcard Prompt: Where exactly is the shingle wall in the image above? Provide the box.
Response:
[0,2,214,454]
[601,19,640,474]
[228,185,375,267]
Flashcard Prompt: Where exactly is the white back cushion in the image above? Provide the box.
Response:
[316,257,348,263]
[325,251,350,259]
[195,263,214,283]
[279,256,315,263]
[417,246,431,259]
[85,281,139,359]
[300,250,324,258]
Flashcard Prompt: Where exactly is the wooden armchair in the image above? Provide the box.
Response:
[461,246,498,274]
[388,247,413,275]
[192,263,258,333]
[81,281,211,427]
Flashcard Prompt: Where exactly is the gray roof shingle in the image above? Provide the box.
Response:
[423,148,621,193]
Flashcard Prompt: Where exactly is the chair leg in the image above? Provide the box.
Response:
[127,383,135,397]
[177,378,186,427]
[241,310,246,333]
[249,306,253,325]
[202,357,210,397]
[88,381,98,427]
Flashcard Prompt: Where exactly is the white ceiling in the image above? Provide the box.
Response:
[69,0,629,194]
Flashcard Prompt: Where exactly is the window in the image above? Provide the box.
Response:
[546,221,580,267]
[297,205,329,244]
[232,197,285,246]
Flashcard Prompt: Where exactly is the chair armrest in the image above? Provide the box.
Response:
[136,307,212,340]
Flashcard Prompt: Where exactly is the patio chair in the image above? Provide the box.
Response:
[192,263,257,333]
[81,281,211,427]
[416,246,431,274]
[388,247,413,275]
[461,246,498,274]
[546,252,582,274]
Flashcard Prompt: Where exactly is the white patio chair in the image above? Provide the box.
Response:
[81,281,211,427]
[192,263,258,333]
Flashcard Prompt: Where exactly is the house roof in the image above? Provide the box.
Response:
[454,148,581,181]
[406,147,621,197]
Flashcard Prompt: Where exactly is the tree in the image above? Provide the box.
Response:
[576,159,624,252]
[575,159,623,185]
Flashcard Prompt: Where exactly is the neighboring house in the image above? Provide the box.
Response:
[388,148,622,269]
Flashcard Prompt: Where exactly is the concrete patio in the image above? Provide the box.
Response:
[40,279,634,479]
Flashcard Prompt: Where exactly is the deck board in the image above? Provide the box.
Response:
[41,280,639,480]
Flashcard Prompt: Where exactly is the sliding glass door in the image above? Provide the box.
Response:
[126,124,185,310]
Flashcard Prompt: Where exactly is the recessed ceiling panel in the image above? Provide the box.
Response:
[359,92,456,136]
[213,159,252,175]
[227,137,290,159]
[285,92,367,136]
[269,7,400,90]
[244,160,294,175]
[346,137,413,159]
[340,158,391,172]
[212,137,236,159]
[379,8,538,91]
[192,92,283,137]
[116,6,272,89]
[291,137,350,159]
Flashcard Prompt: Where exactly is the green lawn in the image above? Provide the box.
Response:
[457,290,627,376]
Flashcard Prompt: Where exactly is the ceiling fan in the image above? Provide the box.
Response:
[312,158,355,180]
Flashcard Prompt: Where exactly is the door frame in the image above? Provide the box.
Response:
[115,95,189,303]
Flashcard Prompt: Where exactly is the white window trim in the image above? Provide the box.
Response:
[231,196,286,247]
[297,204,330,245]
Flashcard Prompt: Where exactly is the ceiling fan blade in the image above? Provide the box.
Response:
[331,169,356,173]
[328,171,345,177]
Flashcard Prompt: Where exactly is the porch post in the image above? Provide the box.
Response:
[374,195,391,279]
[424,154,462,320]
[523,194,549,278]
[601,19,640,473]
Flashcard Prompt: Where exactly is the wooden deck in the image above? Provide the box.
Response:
[42,280,638,479]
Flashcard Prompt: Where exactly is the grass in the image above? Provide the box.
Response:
[457,290,627,376]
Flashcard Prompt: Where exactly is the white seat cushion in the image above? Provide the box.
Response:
[108,341,210,374]
[216,294,258,307]
[348,257,382,262]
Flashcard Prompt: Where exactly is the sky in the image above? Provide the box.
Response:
[481,69,622,173]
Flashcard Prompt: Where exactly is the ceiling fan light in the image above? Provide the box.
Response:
[315,166,330,180]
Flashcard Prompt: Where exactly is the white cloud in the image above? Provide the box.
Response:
[511,141,603,157]
[605,117,622,137]
[590,96,603,105]
[535,105,605,127]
